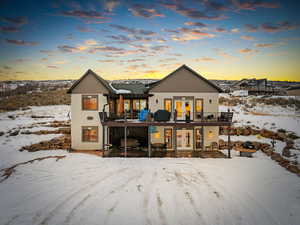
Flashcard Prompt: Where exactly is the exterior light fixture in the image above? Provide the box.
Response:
[208,130,214,139]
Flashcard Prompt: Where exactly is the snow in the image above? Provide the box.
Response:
[0,102,300,225]
[109,83,131,94]
[0,105,70,170]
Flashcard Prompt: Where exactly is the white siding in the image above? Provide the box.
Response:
[71,94,107,150]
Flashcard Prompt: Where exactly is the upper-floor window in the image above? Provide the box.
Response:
[82,95,98,110]
[164,99,172,112]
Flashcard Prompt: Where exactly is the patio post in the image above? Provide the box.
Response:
[227,125,231,158]
[148,126,151,158]
[174,126,177,157]
[124,126,127,158]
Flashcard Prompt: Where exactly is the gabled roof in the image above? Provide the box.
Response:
[148,64,223,92]
[67,69,113,94]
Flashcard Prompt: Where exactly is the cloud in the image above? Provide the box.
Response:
[169,53,182,56]
[62,10,106,19]
[5,39,38,46]
[54,60,67,64]
[261,21,299,32]
[214,48,236,59]
[171,27,215,42]
[239,48,259,53]
[240,35,255,40]
[125,58,145,63]
[231,28,239,33]
[47,65,59,69]
[163,28,180,34]
[150,45,169,51]
[103,0,119,12]
[0,26,20,32]
[162,2,226,20]
[98,59,115,63]
[184,21,206,27]
[231,0,280,10]
[57,45,84,53]
[157,38,166,43]
[127,64,148,70]
[196,57,216,61]
[84,39,98,45]
[255,43,274,48]
[77,26,93,32]
[244,24,259,32]
[214,27,227,32]
[88,46,125,54]
[203,0,229,11]
[129,4,164,18]
[159,58,177,62]
[107,34,131,43]
[1,16,28,26]
[109,24,156,36]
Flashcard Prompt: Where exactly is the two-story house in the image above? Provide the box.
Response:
[67,65,233,157]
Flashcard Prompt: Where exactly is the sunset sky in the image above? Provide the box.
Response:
[0,0,300,81]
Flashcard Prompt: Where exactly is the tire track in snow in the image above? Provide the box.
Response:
[174,171,207,225]
[36,167,128,225]
[63,194,92,225]
[143,171,157,225]
[63,171,142,225]
[156,192,168,225]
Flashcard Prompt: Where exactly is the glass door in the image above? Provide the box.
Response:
[174,99,193,120]
[176,130,193,150]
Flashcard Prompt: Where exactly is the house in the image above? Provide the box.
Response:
[230,78,276,95]
[286,85,300,96]
[67,65,233,157]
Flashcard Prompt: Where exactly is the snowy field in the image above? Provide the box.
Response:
[0,100,300,225]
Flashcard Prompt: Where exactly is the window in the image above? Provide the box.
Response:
[124,99,131,112]
[164,99,172,112]
[82,126,98,142]
[82,95,98,110]
[195,99,203,113]
[164,128,172,149]
[195,128,203,149]
[195,99,203,119]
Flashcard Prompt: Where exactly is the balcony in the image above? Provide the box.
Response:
[99,111,233,127]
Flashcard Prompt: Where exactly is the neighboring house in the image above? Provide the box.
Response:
[230,78,276,95]
[67,65,233,156]
[286,85,300,96]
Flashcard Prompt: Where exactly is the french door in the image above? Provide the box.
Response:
[174,99,193,120]
[176,129,193,150]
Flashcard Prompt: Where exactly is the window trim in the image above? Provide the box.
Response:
[164,98,172,113]
[82,126,98,142]
[82,95,98,111]
[164,128,173,149]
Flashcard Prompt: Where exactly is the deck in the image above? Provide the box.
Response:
[102,119,232,127]
[104,149,227,158]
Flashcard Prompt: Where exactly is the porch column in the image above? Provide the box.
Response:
[102,125,105,151]
[148,126,151,158]
[173,127,177,157]
[227,125,231,158]
[124,126,127,158]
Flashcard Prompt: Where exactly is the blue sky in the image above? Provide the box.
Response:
[0,0,300,81]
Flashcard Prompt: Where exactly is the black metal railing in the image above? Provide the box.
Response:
[99,111,233,123]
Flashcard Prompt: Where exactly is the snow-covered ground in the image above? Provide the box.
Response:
[0,102,300,225]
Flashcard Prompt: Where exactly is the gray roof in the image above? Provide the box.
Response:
[110,83,149,94]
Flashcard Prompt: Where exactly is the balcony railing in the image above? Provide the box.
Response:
[99,111,233,123]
